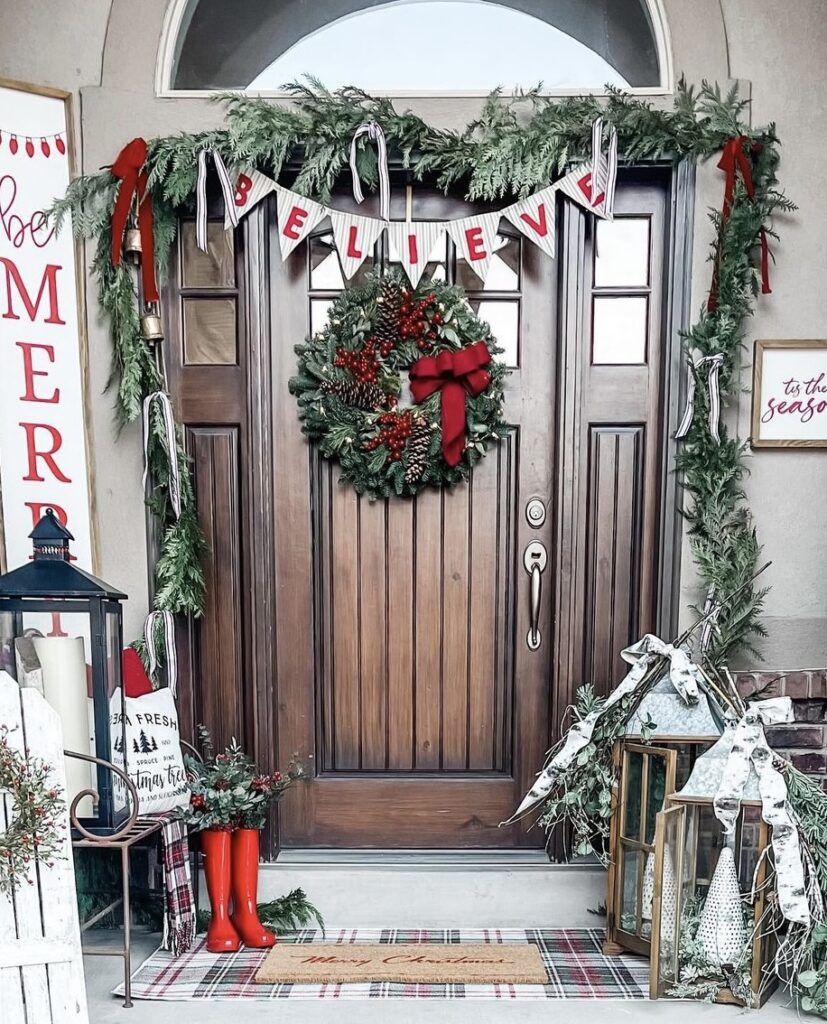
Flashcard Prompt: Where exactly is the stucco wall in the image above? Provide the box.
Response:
[0,0,823,665]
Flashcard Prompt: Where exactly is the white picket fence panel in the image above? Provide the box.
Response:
[0,671,89,1024]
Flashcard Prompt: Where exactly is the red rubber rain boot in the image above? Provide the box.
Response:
[230,828,276,948]
[201,829,241,953]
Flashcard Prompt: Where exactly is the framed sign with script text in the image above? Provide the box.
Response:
[0,79,96,577]
[751,340,827,448]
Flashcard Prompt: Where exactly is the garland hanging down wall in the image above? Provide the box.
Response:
[51,79,791,665]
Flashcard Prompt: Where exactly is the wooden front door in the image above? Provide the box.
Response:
[167,170,671,853]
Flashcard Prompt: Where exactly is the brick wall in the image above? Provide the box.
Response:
[735,670,827,784]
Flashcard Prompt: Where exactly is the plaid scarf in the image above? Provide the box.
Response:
[159,817,195,956]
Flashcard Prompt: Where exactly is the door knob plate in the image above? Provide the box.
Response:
[523,540,548,574]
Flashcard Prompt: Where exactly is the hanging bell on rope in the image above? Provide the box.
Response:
[140,302,164,344]
[123,224,143,263]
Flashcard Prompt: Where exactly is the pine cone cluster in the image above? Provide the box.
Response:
[322,377,385,411]
[374,277,405,350]
[404,416,432,485]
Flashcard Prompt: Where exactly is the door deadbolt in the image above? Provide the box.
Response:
[525,498,546,529]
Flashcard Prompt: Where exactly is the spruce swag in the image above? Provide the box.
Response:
[51,78,790,661]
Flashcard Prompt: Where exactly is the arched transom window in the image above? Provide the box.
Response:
[165,0,669,93]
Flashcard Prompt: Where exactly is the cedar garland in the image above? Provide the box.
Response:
[50,78,791,660]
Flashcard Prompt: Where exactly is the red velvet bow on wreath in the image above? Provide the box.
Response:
[110,137,159,302]
[409,341,492,466]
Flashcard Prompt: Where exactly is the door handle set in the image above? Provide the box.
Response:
[523,540,548,651]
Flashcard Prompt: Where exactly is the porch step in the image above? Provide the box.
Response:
[255,852,606,928]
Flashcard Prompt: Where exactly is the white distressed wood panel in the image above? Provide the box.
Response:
[0,672,89,1024]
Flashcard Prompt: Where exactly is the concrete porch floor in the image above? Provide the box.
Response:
[83,858,802,1024]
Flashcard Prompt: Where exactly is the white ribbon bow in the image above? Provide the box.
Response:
[713,697,811,926]
[142,392,182,519]
[143,610,178,697]
[675,353,726,444]
[196,148,238,252]
[349,122,391,221]
[509,635,703,819]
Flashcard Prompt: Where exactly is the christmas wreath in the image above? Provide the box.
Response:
[0,727,66,895]
[289,273,508,498]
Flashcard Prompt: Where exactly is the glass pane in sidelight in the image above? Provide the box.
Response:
[594,217,650,288]
[470,300,519,366]
[310,233,345,290]
[181,222,235,288]
[310,298,335,336]
[593,296,648,364]
[183,297,237,365]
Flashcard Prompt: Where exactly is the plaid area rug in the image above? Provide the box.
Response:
[116,928,649,1001]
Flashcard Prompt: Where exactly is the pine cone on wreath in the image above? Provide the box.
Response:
[374,276,405,350]
[404,415,432,485]
[321,377,386,411]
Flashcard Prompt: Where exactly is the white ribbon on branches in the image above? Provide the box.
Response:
[143,610,178,697]
[196,148,238,252]
[142,391,182,519]
[713,696,811,926]
[700,586,722,653]
[349,121,391,221]
[508,635,704,820]
[675,352,726,444]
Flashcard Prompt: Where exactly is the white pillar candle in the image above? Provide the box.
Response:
[33,636,94,818]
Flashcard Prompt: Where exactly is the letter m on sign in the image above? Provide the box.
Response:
[0,258,65,325]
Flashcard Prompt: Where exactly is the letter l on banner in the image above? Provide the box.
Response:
[329,210,386,279]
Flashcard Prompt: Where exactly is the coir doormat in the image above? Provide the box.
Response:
[116,928,650,1001]
[255,941,548,984]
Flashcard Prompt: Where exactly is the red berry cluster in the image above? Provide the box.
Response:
[334,339,381,383]
[365,410,414,461]
[399,290,443,351]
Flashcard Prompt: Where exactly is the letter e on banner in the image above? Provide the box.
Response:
[275,184,327,260]
[447,214,502,282]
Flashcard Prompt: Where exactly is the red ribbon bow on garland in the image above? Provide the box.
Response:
[409,341,492,466]
[110,137,159,302]
[708,135,771,313]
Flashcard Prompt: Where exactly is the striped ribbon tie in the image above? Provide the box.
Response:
[142,392,182,519]
[675,353,726,443]
[143,610,178,697]
[196,148,238,252]
[349,122,391,221]
[590,118,619,219]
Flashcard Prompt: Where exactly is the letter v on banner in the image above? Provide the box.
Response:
[275,184,328,260]
[386,221,446,287]
[502,185,557,258]
[329,210,386,279]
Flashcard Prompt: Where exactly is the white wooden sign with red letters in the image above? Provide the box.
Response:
[0,81,94,577]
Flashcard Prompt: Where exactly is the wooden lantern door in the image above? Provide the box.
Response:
[166,170,671,853]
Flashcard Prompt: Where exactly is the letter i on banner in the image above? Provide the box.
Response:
[329,210,386,279]
[275,184,328,260]
[386,221,446,287]
[447,213,501,282]
[224,169,277,229]
[502,185,557,259]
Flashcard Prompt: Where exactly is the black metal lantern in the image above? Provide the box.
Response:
[0,509,128,834]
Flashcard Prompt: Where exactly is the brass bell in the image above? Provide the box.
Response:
[123,226,142,263]
[140,304,164,344]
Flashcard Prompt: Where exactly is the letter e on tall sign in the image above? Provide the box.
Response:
[0,81,95,573]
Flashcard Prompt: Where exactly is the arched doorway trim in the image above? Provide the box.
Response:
[155,0,675,97]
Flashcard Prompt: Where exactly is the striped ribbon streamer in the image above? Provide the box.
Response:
[589,117,618,219]
[603,126,619,219]
[196,148,238,252]
[713,697,811,926]
[142,392,182,519]
[675,352,726,443]
[350,122,391,221]
[143,610,178,697]
[700,586,721,653]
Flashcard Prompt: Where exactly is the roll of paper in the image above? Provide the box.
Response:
[33,636,94,818]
